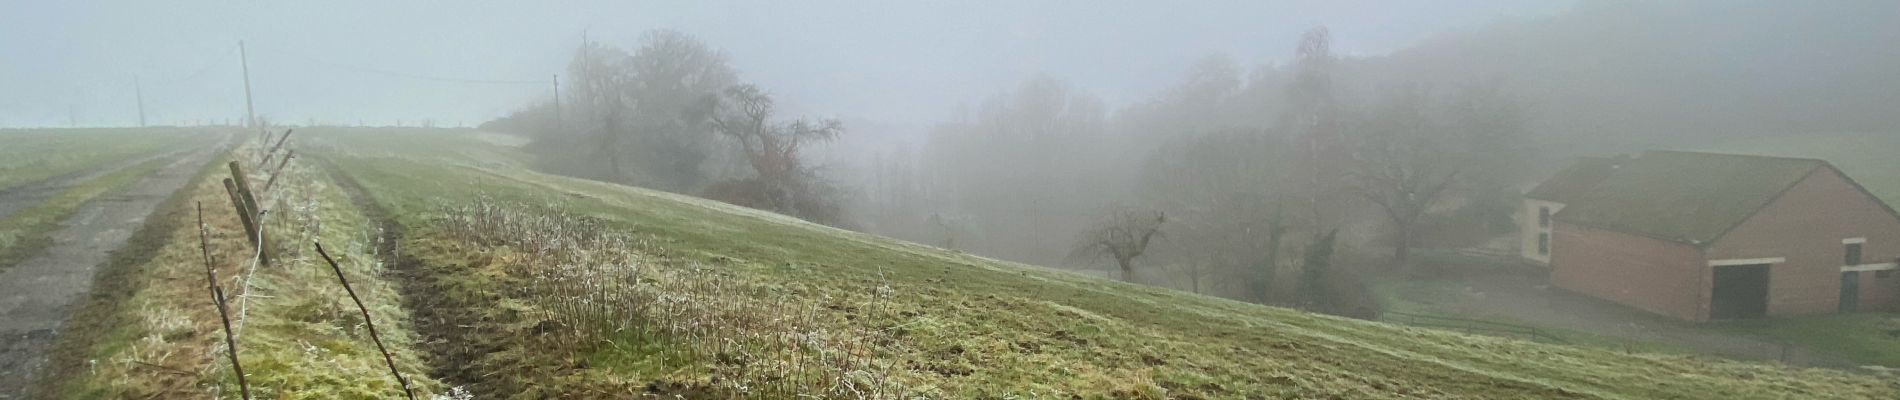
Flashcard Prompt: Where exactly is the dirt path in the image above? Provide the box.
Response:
[0,140,225,399]
[0,147,189,221]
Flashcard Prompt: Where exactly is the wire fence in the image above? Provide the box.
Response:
[1380,310,1569,344]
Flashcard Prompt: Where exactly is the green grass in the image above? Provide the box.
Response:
[1369,277,1696,355]
[33,151,226,400]
[1716,313,1900,367]
[303,127,1900,399]
[40,144,441,399]
[0,128,198,191]
[0,157,168,273]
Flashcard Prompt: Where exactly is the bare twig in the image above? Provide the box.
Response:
[129,360,195,377]
[199,202,251,400]
[314,241,417,400]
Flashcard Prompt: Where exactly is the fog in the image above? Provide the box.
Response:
[9,0,1900,309]
[4,1,1566,128]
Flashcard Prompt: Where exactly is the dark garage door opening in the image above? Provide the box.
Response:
[1712,264,1770,319]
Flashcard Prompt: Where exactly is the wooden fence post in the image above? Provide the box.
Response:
[228,162,260,217]
[222,179,259,250]
[227,162,269,265]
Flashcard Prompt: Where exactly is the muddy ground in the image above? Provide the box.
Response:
[0,136,227,399]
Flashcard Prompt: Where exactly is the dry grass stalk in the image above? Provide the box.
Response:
[437,197,901,398]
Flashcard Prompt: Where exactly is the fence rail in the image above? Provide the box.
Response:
[1381,311,1569,344]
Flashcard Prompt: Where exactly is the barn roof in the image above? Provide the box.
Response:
[1525,156,1625,202]
[1552,151,1826,244]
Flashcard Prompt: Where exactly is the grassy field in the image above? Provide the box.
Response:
[1715,314,1900,368]
[278,127,1899,399]
[1368,252,1700,355]
[0,128,197,191]
[39,140,441,399]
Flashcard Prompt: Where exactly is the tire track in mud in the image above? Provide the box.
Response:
[320,160,491,397]
[0,138,228,399]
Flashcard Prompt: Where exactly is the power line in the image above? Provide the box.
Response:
[254,44,551,86]
[149,45,239,87]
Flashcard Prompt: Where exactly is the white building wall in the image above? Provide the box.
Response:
[1520,199,1566,264]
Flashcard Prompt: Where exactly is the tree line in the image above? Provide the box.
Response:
[485,27,1532,315]
[484,30,851,226]
[861,27,1531,313]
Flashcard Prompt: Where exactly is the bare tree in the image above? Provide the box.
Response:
[1298,228,1339,308]
[1138,129,1290,301]
[565,42,633,181]
[920,76,1107,265]
[1348,86,1464,266]
[624,30,738,190]
[1072,209,1166,282]
[926,212,968,250]
[1283,26,1344,232]
[708,84,844,215]
[545,30,736,190]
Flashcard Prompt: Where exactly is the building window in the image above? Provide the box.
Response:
[1539,207,1552,228]
[1538,233,1550,256]
[1846,243,1863,266]
[1878,270,1893,279]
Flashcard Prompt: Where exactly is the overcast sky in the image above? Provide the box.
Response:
[1,0,1571,131]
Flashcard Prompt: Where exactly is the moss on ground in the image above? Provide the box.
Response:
[307,127,1900,399]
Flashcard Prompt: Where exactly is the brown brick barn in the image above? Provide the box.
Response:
[1527,151,1900,321]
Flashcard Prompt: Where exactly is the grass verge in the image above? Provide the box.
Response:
[39,145,441,399]
[1715,314,1900,368]
[35,151,224,399]
[1370,278,1696,355]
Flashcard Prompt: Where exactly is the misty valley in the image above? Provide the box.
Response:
[4,1,1900,399]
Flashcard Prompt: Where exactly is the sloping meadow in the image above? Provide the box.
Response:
[310,128,1899,399]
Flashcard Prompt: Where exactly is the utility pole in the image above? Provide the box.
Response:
[239,40,256,129]
[134,75,147,127]
[552,74,561,125]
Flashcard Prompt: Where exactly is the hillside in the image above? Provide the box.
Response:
[1340,1,1900,158]
[25,127,1897,399]
[292,128,1897,399]
[1707,132,1900,205]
